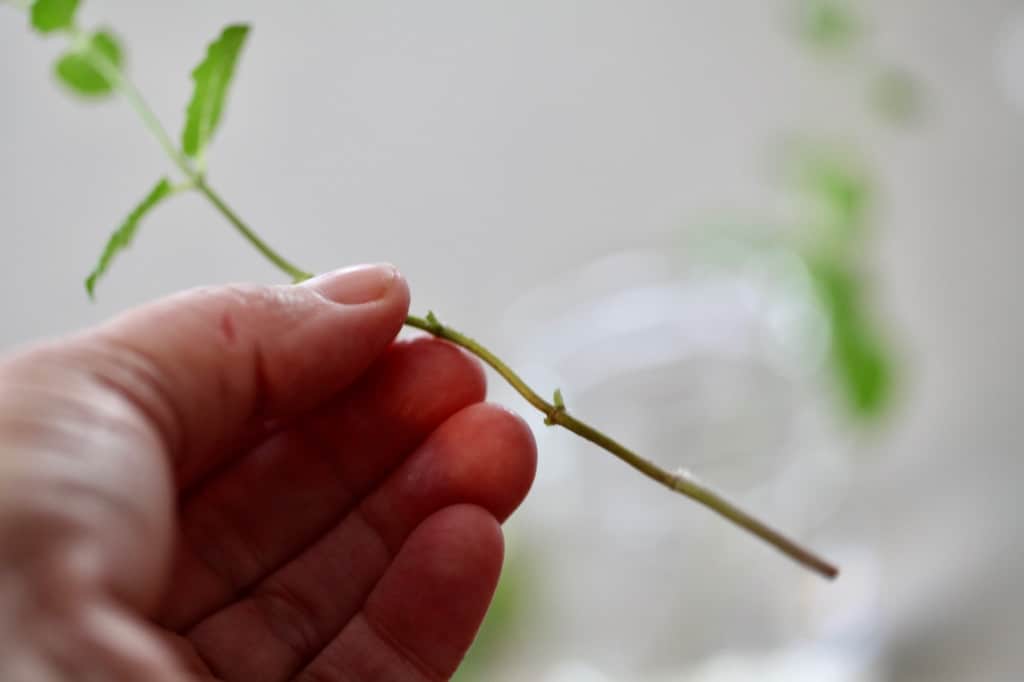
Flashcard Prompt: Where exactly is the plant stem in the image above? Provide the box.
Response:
[116,73,190,175]
[73,28,188,175]
[406,314,838,579]
[195,181,314,282]
[73,33,315,283]
[68,15,839,580]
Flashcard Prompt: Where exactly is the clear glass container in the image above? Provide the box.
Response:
[484,239,881,680]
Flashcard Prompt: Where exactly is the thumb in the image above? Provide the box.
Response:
[79,263,410,487]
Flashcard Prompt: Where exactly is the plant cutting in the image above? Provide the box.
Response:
[8,0,839,580]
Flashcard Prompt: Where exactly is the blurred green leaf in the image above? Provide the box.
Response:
[85,178,173,298]
[798,0,860,52]
[30,0,77,34]
[453,547,530,681]
[800,154,870,244]
[871,67,924,127]
[55,30,121,96]
[181,24,249,160]
[809,257,893,417]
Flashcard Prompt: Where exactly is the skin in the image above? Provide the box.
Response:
[0,264,537,681]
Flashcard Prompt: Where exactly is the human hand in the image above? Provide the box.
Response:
[0,264,537,681]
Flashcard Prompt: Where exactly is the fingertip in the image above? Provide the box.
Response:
[302,263,408,309]
[356,401,537,562]
[385,336,487,404]
[453,403,538,521]
[376,264,412,324]
[301,263,411,345]
[363,504,505,677]
[404,504,505,579]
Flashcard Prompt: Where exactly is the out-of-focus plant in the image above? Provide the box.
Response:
[798,0,861,53]
[796,149,894,419]
[786,0,923,420]
[870,66,923,128]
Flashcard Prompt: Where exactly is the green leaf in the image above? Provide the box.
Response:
[798,0,859,52]
[55,30,122,96]
[870,67,924,127]
[553,388,565,409]
[453,548,530,681]
[181,24,250,159]
[833,324,891,416]
[30,0,78,34]
[816,165,867,232]
[809,257,893,418]
[85,178,173,298]
[799,154,870,245]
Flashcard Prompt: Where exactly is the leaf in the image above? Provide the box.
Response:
[30,0,78,34]
[181,24,250,159]
[553,388,565,409]
[815,164,867,232]
[55,30,122,96]
[833,324,891,416]
[808,257,893,418]
[870,67,924,127]
[798,153,870,245]
[453,548,529,681]
[798,0,859,53]
[85,178,173,298]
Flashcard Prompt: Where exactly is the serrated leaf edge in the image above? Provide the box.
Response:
[85,178,173,298]
[181,24,250,160]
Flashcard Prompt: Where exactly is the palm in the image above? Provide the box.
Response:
[152,338,536,681]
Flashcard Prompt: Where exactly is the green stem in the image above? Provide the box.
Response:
[73,27,189,175]
[116,73,190,175]
[80,39,313,283]
[60,14,839,580]
[406,314,838,579]
[195,181,313,282]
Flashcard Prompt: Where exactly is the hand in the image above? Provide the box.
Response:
[0,264,537,681]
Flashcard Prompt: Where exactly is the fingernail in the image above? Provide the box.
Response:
[302,264,398,304]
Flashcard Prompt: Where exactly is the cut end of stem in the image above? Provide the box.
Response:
[667,470,839,580]
[406,315,841,580]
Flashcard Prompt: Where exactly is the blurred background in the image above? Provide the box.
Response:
[2,0,1023,680]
